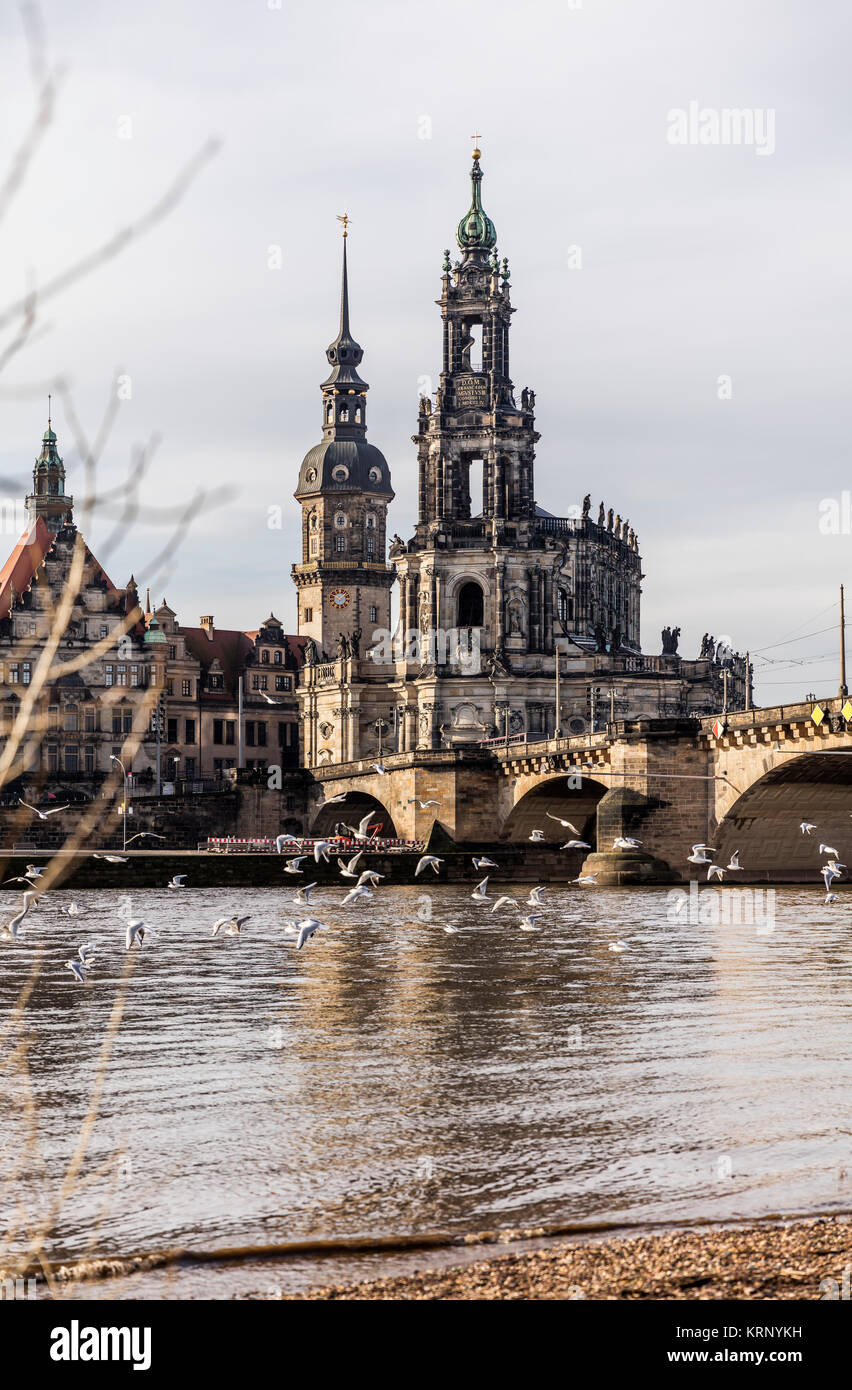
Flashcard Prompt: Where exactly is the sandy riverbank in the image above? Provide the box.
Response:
[285,1217,851,1300]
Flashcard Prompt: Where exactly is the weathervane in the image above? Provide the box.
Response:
[336,212,351,238]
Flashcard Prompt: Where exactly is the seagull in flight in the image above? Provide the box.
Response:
[707,864,725,881]
[471,877,491,903]
[167,875,187,890]
[0,900,32,941]
[519,915,540,932]
[687,845,716,865]
[490,895,518,913]
[408,798,440,808]
[341,884,373,906]
[212,915,251,937]
[126,832,167,845]
[545,813,580,833]
[371,762,388,775]
[819,844,840,858]
[292,882,317,906]
[609,940,631,953]
[472,856,497,870]
[260,692,283,705]
[65,957,92,984]
[726,850,743,871]
[356,869,384,887]
[124,919,149,950]
[283,855,308,875]
[613,837,642,850]
[415,855,443,876]
[275,833,298,853]
[528,829,545,842]
[338,851,364,879]
[313,840,333,863]
[572,873,599,885]
[19,799,70,819]
[826,892,839,904]
[527,886,546,905]
[800,822,817,835]
[295,917,328,950]
[324,793,348,805]
[94,853,128,863]
[561,839,591,850]
[822,864,842,892]
[443,923,459,934]
[62,902,86,916]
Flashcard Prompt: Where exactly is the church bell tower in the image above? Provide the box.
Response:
[292,219,394,660]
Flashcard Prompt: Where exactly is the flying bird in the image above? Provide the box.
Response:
[561,839,591,850]
[527,886,546,905]
[471,877,491,902]
[545,813,580,833]
[609,940,631,953]
[415,855,443,876]
[295,917,328,950]
[707,864,725,881]
[726,850,743,871]
[338,852,364,879]
[324,793,348,805]
[519,915,540,932]
[356,870,384,887]
[19,799,70,819]
[126,832,167,845]
[819,844,839,858]
[283,856,308,875]
[341,884,373,906]
[490,896,518,913]
[94,853,128,863]
[313,840,333,863]
[800,822,817,835]
[211,915,251,937]
[613,837,642,850]
[408,798,440,808]
[124,919,149,950]
[371,763,388,775]
[167,875,187,889]
[292,882,317,905]
[528,829,545,842]
[472,856,497,869]
[572,873,599,885]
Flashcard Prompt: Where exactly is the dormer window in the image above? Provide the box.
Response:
[332,465,349,482]
[261,649,269,664]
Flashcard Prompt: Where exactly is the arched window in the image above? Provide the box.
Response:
[326,403,333,422]
[339,406,349,423]
[355,407,362,423]
[457,581,484,627]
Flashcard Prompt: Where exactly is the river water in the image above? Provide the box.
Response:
[1,880,850,1298]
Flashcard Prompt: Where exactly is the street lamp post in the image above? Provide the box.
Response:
[110,754,128,852]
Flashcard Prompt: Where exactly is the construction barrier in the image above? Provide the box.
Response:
[204,835,425,854]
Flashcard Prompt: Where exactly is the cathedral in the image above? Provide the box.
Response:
[295,144,748,768]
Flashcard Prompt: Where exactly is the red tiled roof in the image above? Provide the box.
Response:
[0,518,53,619]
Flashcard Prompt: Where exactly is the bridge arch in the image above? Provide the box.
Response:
[712,751,852,878]
[501,774,608,844]
[310,790,398,840]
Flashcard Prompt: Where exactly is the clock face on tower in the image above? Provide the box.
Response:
[330,588,351,610]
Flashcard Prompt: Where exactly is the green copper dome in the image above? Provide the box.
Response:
[456,153,496,251]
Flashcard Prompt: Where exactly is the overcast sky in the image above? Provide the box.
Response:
[1,0,850,705]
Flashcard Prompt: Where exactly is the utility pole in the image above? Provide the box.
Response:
[609,687,617,724]
[744,651,751,711]
[589,685,598,733]
[722,667,729,715]
[840,584,848,698]
[237,673,244,768]
[155,697,163,796]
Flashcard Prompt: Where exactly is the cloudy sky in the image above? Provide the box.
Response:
[1,0,849,704]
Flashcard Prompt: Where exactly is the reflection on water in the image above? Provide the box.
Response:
[1,881,850,1297]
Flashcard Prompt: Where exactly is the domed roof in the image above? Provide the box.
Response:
[295,438,393,498]
[457,152,496,252]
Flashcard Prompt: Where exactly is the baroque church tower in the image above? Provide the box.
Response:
[26,404,74,531]
[292,224,394,661]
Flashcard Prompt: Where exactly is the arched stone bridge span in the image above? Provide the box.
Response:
[306,697,852,879]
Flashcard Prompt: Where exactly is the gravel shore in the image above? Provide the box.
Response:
[288,1217,851,1300]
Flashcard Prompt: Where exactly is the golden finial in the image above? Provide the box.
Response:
[471,130,482,160]
[336,212,351,238]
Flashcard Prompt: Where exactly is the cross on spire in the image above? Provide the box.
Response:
[471,130,482,156]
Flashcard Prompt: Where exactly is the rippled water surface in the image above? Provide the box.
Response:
[2,880,851,1296]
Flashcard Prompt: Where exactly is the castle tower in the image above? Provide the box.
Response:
[292,224,394,659]
[26,403,74,531]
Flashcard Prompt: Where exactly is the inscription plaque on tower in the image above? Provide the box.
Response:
[453,374,490,409]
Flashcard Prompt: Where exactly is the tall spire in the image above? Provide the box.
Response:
[26,410,73,530]
[322,225,368,399]
[457,139,497,254]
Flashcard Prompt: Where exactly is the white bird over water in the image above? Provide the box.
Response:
[471,877,491,902]
[687,845,716,865]
[357,870,384,887]
[443,923,459,934]
[124,919,149,950]
[707,864,725,881]
[211,915,251,938]
[65,957,91,984]
[62,902,86,916]
[527,886,546,905]
[341,884,373,906]
[415,855,443,876]
[472,856,497,870]
[609,940,630,953]
[822,865,842,892]
[572,873,599,885]
[4,864,47,886]
[0,902,31,941]
[338,852,364,879]
[292,882,317,906]
[167,875,187,889]
[283,855,308,875]
[295,918,328,950]
[800,822,817,835]
[19,799,70,819]
[313,840,333,863]
[275,834,298,854]
[519,915,540,932]
[490,895,518,913]
[726,850,743,871]
[826,892,839,904]
[346,812,376,841]
[545,814,580,833]
[819,844,839,858]
[561,839,591,850]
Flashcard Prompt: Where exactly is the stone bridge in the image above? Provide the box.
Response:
[306,696,852,881]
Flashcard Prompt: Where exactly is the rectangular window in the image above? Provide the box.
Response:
[369,605,377,623]
[209,673,223,689]
[116,666,127,686]
[245,721,256,747]
[185,718,196,744]
[182,679,191,697]
[334,535,345,553]
[84,710,95,733]
[49,705,59,729]
[304,608,313,622]
[112,713,122,737]
[213,719,223,745]
[64,708,77,731]
[123,712,132,735]
[166,679,174,696]
[273,650,282,665]
[9,665,19,683]
[100,625,108,639]
[47,745,58,772]
[185,756,196,778]
[257,722,267,747]
[167,718,178,743]
[84,746,95,774]
[168,645,177,660]
[105,664,114,687]
[366,536,375,559]
[261,650,269,664]
[130,665,139,687]
[214,758,224,774]
[64,746,78,773]
[22,662,31,685]
[226,721,235,746]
